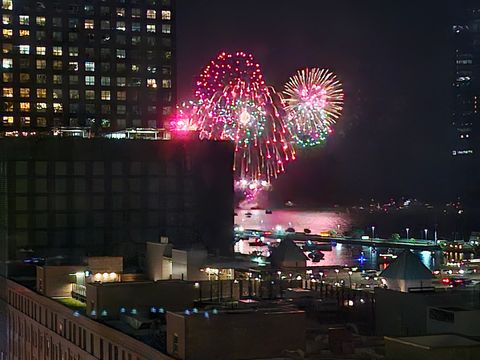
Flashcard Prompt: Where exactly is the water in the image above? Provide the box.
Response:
[234,208,475,270]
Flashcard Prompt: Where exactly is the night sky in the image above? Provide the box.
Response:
[176,0,454,205]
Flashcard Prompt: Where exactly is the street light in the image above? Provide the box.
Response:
[424,228,428,241]
[319,271,324,282]
[334,269,339,284]
[371,226,375,240]
[348,271,353,288]
[406,227,409,240]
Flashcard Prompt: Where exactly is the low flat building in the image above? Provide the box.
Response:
[166,308,306,360]
[385,334,480,360]
[427,306,480,337]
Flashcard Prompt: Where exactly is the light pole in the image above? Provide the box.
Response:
[319,271,324,283]
[424,228,428,241]
[406,227,409,240]
[334,269,339,284]
[371,226,375,240]
[348,271,353,288]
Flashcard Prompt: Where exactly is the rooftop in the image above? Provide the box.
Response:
[386,334,480,349]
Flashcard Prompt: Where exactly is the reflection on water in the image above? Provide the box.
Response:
[234,209,472,270]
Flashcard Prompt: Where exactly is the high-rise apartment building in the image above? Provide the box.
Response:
[0,0,175,131]
[0,137,234,277]
[451,2,479,159]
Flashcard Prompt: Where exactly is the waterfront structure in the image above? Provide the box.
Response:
[0,137,234,276]
[0,0,175,131]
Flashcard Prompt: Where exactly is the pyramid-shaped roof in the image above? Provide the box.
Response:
[380,250,434,280]
[269,238,307,265]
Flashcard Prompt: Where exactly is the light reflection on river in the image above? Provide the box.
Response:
[234,209,466,270]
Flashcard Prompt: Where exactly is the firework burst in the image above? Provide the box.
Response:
[283,68,344,147]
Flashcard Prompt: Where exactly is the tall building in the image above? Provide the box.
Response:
[451,1,480,200]
[0,137,234,276]
[0,0,175,131]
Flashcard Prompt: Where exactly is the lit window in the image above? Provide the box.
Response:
[36,46,46,55]
[69,61,79,71]
[36,103,47,112]
[19,45,30,54]
[85,19,94,29]
[2,43,12,53]
[36,17,46,26]
[131,64,140,72]
[20,88,29,98]
[3,29,13,38]
[3,73,13,82]
[19,15,29,25]
[85,61,95,71]
[19,29,29,37]
[85,90,95,99]
[36,60,46,69]
[19,73,29,83]
[69,47,78,57]
[132,36,141,45]
[53,60,62,70]
[53,46,62,56]
[101,20,110,30]
[147,24,156,33]
[132,8,141,18]
[52,89,63,99]
[132,23,141,32]
[2,58,12,68]
[147,66,157,74]
[117,91,126,100]
[53,103,63,113]
[53,75,62,84]
[162,79,172,88]
[37,117,47,127]
[101,90,111,100]
[147,79,157,88]
[37,89,47,99]
[116,21,126,31]
[161,10,171,20]
[2,0,13,10]
[85,76,95,86]
[117,77,126,87]
[3,101,13,111]
[117,8,125,17]
[116,49,126,59]
[2,88,13,97]
[165,51,172,61]
[101,77,111,86]
[2,116,13,125]
[20,102,30,112]
[147,10,156,19]
[69,90,79,99]
[2,14,10,24]
[162,24,171,34]
[20,116,30,127]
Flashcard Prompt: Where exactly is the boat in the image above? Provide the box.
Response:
[304,228,311,234]
[286,227,296,233]
[307,251,325,262]
[265,209,272,214]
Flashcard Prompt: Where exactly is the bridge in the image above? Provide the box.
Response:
[235,228,442,250]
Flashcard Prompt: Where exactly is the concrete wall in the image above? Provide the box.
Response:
[375,288,470,336]
[87,280,197,319]
[166,310,306,360]
[87,256,123,274]
[172,249,187,280]
[36,265,85,297]
[427,307,480,337]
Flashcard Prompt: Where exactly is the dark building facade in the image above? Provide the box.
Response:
[0,0,175,131]
[0,137,234,276]
[451,2,480,201]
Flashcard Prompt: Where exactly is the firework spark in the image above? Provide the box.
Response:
[283,68,344,147]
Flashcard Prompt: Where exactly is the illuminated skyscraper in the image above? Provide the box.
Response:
[0,0,175,131]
